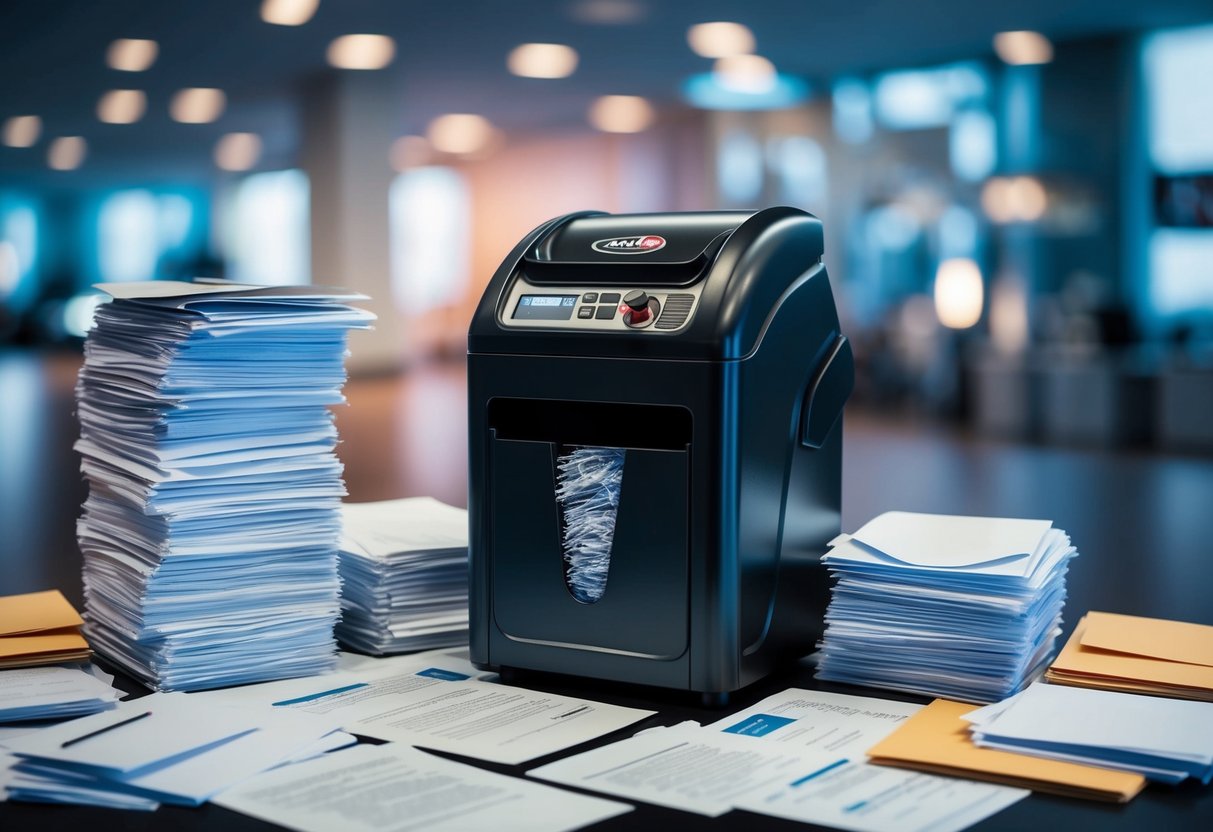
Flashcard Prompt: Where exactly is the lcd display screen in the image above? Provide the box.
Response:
[513,295,578,320]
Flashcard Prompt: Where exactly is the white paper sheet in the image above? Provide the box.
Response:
[533,691,1028,830]
[213,742,631,832]
[704,688,921,749]
[2,692,264,776]
[528,722,819,817]
[733,760,1028,832]
[0,666,121,722]
[191,663,654,765]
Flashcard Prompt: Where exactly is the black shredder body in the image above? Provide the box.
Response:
[467,208,853,697]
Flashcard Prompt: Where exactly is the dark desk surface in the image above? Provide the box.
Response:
[2,352,1212,830]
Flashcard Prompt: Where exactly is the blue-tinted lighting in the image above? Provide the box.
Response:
[1144,24,1213,175]
[223,169,310,285]
[717,130,763,203]
[684,72,809,111]
[950,109,997,181]
[390,166,470,312]
[0,196,38,305]
[98,190,159,282]
[832,78,873,144]
[874,63,987,130]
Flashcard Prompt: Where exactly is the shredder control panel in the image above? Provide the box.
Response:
[500,277,703,332]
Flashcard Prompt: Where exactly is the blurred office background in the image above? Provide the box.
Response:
[2,0,1213,457]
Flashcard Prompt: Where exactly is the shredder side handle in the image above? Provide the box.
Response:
[801,335,854,449]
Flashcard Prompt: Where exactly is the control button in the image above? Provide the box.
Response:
[623,295,660,329]
[599,292,621,305]
[577,306,594,319]
[595,305,617,320]
[622,289,649,311]
[582,292,598,303]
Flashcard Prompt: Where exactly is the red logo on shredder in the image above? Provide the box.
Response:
[591,235,667,254]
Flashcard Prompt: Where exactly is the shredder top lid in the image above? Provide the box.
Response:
[468,207,831,361]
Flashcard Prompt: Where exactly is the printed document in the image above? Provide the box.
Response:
[531,690,1027,831]
[213,742,631,832]
[192,659,654,765]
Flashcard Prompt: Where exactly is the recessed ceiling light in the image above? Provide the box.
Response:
[107,39,158,72]
[2,115,41,147]
[261,0,319,26]
[170,88,226,124]
[993,31,1053,65]
[390,135,431,171]
[48,137,87,171]
[427,114,496,155]
[215,132,263,171]
[569,0,647,25]
[327,34,396,70]
[97,90,147,124]
[587,95,655,133]
[507,43,579,79]
[687,22,755,58]
[713,54,776,94]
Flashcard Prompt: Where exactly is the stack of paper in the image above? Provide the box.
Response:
[815,512,1078,703]
[0,591,90,669]
[337,497,469,654]
[965,682,1213,784]
[867,698,1147,802]
[1,692,354,809]
[0,666,121,723]
[75,281,374,691]
[1047,612,1213,701]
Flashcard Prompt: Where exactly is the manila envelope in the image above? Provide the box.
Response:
[866,698,1146,803]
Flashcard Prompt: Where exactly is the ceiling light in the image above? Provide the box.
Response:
[587,95,655,133]
[170,88,226,123]
[327,34,396,70]
[390,135,431,171]
[107,38,158,72]
[261,0,319,26]
[934,258,984,329]
[993,31,1053,65]
[688,21,755,58]
[713,54,776,94]
[2,115,41,147]
[427,114,496,155]
[507,43,579,79]
[97,89,147,124]
[48,137,87,171]
[569,0,647,25]
[214,132,262,171]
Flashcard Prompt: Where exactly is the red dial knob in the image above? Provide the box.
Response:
[622,290,652,326]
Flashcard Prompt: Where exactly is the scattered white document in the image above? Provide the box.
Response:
[213,742,631,832]
[528,721,818,817]
[334,647,494,680]
[192,664,654,765]
[2,692,264,777]
[532,690,1029,831]
[733,761,1027,832]
[713,689,1027,831]
[0,665,121,723]
[704,688,921,748]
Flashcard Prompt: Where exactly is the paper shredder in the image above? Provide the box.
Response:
[467,208,853,701]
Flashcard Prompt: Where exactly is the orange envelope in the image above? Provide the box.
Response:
[0,590,90,666]
[866,698,1146,803]
[1046,613,1213,701]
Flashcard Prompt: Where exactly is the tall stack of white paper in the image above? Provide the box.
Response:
[815,512,1077,703]
[75,281,373,692]
[336,497,469,654]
